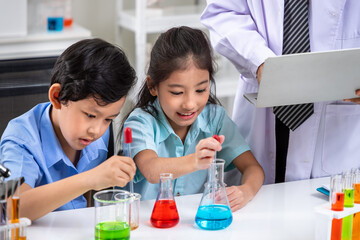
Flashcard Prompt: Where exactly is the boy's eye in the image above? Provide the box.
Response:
[86,113,96,118]
[196,88,207,93]
[170,91,182,96]
[105,119,113,123]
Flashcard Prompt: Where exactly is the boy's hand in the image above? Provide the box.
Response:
[194,135,225,170]
[87,156,136,190]
[226,185,253,212]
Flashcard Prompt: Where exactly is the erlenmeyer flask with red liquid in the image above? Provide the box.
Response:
[150,173,179,228]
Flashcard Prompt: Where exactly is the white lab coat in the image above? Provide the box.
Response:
[201,0,360,184]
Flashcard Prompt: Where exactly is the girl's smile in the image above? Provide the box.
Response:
[177,112,196,120]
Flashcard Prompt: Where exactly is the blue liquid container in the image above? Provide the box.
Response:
[195,159,233,230]
[47,17,64,31]
[195,205,232,230]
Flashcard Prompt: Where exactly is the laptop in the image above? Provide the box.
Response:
[244,48,360,108]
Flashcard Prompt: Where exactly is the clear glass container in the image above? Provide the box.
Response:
[195,159,232,230]
[94,189,131,240]
[150,173,179,228]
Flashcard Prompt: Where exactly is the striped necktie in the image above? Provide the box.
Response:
[273,0,314,131]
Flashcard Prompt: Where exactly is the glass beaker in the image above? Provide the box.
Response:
[195,159,232,230]
[150,173,179,228]
[94,189,131,240]
[115,191,141,231]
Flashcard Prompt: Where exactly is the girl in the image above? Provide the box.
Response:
[124,26,264,211]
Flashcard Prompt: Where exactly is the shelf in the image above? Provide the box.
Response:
[215,67,239,98]
[0,24,91,60]
[118,5,205,34]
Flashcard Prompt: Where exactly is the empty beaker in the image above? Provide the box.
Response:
[195,159,232,230]
[94,189,131,240]
[115,191,141,231]
[150,173,179,228]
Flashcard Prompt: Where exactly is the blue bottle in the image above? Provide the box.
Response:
[195,159,232,230]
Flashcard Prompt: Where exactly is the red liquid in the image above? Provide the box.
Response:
[331,218,343,240]
[331,192,345,211]
[64,18,73,27]
[150,200,179,228]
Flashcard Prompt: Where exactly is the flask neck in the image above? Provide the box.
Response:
[208,159,225,184]
[158,173,174,200]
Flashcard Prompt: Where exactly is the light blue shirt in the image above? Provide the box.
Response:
[0,102,109,211]
[124,99,250,200]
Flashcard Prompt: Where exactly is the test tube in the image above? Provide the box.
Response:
[10,178,21,240]
[352,169,360,240]
[342,171,354,240]
[330,175,344,240]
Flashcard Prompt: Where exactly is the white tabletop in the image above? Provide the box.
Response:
[27,177,330,240]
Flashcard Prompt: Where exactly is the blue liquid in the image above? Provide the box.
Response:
[195,205,232,230]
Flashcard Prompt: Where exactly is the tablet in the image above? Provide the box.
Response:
[244,48,360,107]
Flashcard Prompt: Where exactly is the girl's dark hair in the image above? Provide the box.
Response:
[135,26,220,114]
[51,38,136,106]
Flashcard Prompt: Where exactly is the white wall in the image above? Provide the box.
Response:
[71,0,236,116]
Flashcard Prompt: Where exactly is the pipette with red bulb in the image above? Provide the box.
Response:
[210,135,221,203]
[124,127,134,193]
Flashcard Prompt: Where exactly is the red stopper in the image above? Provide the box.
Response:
[124,127,132,144]
[212,135,220,142]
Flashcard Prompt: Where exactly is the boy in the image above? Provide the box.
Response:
[0,38,137,220]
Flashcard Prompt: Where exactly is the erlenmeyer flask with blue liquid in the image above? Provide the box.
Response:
[195,159,232,230]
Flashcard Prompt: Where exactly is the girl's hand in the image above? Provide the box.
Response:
[194,135,225,170]
[87,155,136,190]
[226,185,253,212]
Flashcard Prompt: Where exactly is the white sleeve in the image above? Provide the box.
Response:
[201,0,276,80]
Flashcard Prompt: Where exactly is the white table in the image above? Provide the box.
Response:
[28,177,330,240]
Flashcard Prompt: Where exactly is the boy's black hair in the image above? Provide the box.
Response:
[51,38,136,106]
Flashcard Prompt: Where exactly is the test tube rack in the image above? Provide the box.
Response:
[0,217,31,240]
[314,203,360,240]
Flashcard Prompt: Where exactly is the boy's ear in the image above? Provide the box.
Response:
[49,83,62,109]
[147,76,157,97]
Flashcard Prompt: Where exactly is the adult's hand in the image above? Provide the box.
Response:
[256,63,264,84]
[344,89,360,105]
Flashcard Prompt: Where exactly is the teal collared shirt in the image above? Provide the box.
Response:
[0,102,109,211]
[124,99,250,200]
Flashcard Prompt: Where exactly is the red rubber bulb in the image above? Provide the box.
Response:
[124,127,132,144]
[212,135,220,142]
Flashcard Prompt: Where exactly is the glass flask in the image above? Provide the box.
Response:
[150,173,179,228]
[195,159,232,230]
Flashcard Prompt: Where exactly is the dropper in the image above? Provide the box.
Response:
[211,135,221,204]
[212,135,220,163]
[124,127,134,193]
